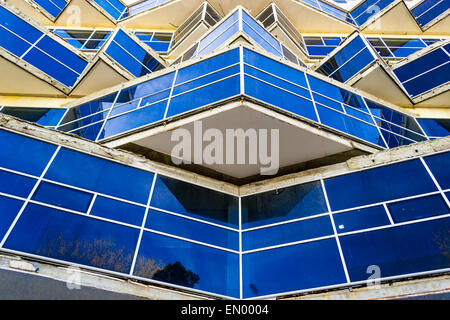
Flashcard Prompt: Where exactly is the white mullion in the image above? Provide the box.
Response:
[0,146,61,248]
[86,193,97,216]
[129,172,158,276]
[420,157,450,208]
[20,33,46,59]
[94,90,121,141]
[320,179,351,283]
[382,203,395,225]
[238,196,243,300]
[162,69,178,119]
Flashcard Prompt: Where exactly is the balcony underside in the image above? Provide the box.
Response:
[104,100,376,184]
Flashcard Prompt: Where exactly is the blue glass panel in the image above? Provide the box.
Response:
[58,110,108,132]
[32,181,93,212]
[333,206,391,233]
[241,181,327,229]
[242,238,347,298]
[35,36,87,74]
[44,148,154,204]
[102,100,167,139]
[146,41,170,52]
[242,216,333,251]
[135,231,239,298]
[172,64,240,96]
[327,48,375,82]
[401,62,450,97]
[22,47,80,87]
[307,46,337,56]
[0,195,23,240]
[316,104,384,147]
[176,48,239,84]
[388,194,448,223]
[59,93,117,126]
[92,0,125,20]
[412,0,450,27]
[242,22,281,57]
[166,75,240,118]
[0,27,30,57]
[0,169,36,198]
[325,159,437,211]
[417,118,450,137]
[0,6,43,43]
[243,48,309,88]
[0,129,57,176]
[33,0,67,18]
[4,203,140,274]
[244,76,317,121]
[393,47,448,83]
[197,21,240,57]
[145,209,239,251]
[90,196,146,226]
[0,108,66,127]
[423,152,450,190]
[106,41,150,77]
[340,218,450,281]
[69,121,104,141]
[196,11,239,56]
[351,0,395,26]
[150,175,239,229]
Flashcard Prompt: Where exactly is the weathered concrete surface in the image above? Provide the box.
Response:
[282,275,450,300]
[0,254,207,300]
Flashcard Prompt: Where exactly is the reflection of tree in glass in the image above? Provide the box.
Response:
[37,233,200,288]
[432,222,450,259]
[153,261,200,288]
[38,232,133,273]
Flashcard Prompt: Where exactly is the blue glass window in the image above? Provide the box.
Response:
[32,182,93,212]
[134,231,239,298]
[340,217,450,282]
[0,169,36,198]
[145,209,239,251]
[0,130,57,176]
[44,148,154,204]
[242,238,347,298]
[388,194,449,223]
[423,152,450,190]
[325,159,437,211]
[4,203,140,274]
[333,206,391,233]
[0,195,23,240]
[411,0,450,27]
[242,216,333,251]
[241,181,327,229]
[417,118,450,138]
[90,196,146,226]
[150,176,239,228]
[0,107,66,127]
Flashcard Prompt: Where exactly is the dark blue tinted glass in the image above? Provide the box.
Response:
[150,176,239,228]
[388,194,448,223]
[0,195,23,239]
[417,118,450,137]
[32,182,93,212]
[333,206,391,233]
[0,169,36,198]
[244,76,317,121]
[44,148,154,204]
[134,231,239,298]
[0,130,57,176]
[423,152,450,190]
[340,218,450,281]
[325,159,437,211]
[242,216,333,251]
[1,107,66,127]
[0,6,42,43]
[146,209,239,250]
[102,100,167,139]
[176,48,239,84]
[242,238,347,298]
[4,203,140,274]
[241,181,327,229]
[90,196,146,226]
[166,75,240,118]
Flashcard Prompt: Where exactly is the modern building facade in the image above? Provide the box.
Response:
[0,0,449,300]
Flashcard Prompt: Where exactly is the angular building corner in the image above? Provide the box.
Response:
[0,0,449,300]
